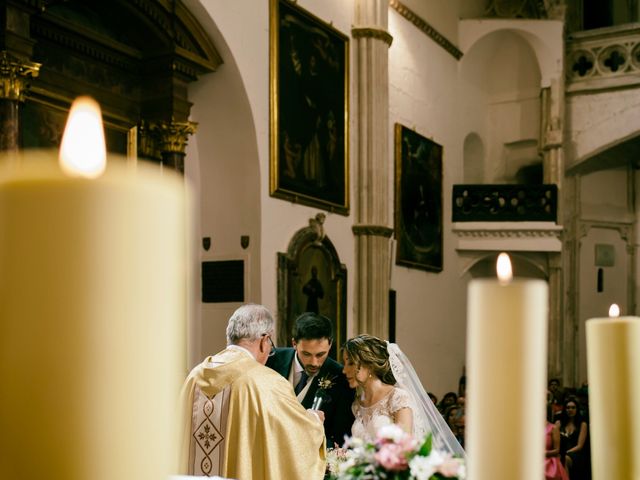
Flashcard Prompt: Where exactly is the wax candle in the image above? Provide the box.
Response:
[0,98,189,480]
[587,304,640,479]
[467,253,548,480]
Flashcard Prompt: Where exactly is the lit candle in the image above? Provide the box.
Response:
[587,304,640,479]
[0,97,189,479]
[467,253,548,480]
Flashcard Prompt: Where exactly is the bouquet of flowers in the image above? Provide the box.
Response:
[326,424,465,480]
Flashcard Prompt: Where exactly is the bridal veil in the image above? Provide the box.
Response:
[387,342,466,458]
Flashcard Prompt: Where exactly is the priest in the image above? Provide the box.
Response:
[178,304,326,479]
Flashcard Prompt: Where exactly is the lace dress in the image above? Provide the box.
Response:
[351,387,412,442]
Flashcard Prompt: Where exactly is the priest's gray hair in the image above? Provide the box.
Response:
[226,303,275,344]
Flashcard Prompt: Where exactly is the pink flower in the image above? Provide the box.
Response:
[375,443,409,471]
[438,458,463,477]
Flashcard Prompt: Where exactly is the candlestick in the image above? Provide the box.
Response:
[0,98,189,479]
[587,305,640,480]
[467,253,548,480]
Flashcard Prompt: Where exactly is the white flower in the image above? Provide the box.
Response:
[408,455,437,480]
[376,423,406,443]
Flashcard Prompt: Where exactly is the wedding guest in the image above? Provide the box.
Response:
[545,407,569,480]
[342,334,465,457]
[438,391,458,414]
[177,304,326,480]
[556,396,590,480]
[267,311,354,447]
[428,391,438,405]
[444,405,461,434]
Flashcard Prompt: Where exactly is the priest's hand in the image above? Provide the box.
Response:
[307,409,325,423]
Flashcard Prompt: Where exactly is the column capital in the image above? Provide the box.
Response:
[351,26,393,46]
[352,224,394,238]
[138,120,198,160]
[0,51,40,101]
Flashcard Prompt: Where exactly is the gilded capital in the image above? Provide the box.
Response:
[150,120,198,154]
[0,51,41,101]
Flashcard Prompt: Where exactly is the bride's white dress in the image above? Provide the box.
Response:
[351,387,412,443]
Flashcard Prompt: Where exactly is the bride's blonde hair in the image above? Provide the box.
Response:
[343,334,396,385]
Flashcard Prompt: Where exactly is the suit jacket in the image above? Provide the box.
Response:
[267,347,355,447]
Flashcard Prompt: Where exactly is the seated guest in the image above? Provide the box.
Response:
[438,391,458,414]
[556,396,590,480]
[178,304,326,480]
[267,312,354,447]
[545,408,569,480]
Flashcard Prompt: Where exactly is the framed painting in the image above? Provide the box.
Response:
[394,123,443,272]
[269,0,349,215]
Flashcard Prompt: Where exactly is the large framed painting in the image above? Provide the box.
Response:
[269,0,349,215]
[394,123,443,272]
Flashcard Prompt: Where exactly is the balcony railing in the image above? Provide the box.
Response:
[452,184,557,222]
[567,23,640,92]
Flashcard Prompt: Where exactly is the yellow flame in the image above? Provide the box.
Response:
[608,303,620,318]
[496,252,512,284]
[59,96,106,178]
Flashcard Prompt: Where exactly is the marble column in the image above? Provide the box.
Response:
[351,1,393,337]
[0,51,40,153]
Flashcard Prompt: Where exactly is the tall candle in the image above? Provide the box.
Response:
[467,253,548,480]
[0,98,188,479]
[587,304,640,479]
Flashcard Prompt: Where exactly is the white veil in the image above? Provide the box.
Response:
[387,342,466,458]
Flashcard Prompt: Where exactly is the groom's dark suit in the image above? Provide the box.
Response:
[267,347,354,447]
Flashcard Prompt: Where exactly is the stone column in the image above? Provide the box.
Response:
[351,1,393,337]
[0,51,40,152]
[138,120,197,174]
[541,77,566,382]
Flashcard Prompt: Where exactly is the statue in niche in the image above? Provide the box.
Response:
[302,265,324,313]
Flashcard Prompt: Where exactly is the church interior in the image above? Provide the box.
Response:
[1,0,639,448]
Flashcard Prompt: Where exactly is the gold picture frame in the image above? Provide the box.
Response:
[269,0,350,215]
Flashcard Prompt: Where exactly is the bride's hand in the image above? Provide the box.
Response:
[307,409,325,423]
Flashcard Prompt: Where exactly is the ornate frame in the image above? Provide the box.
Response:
[394,123,443,272]
[269,0,350,215]
[277,214,347,359]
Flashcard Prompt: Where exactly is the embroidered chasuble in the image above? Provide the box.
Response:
[178,348,326,480]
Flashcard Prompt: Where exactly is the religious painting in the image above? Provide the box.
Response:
[394,123,443,272]
[277,214,347,360]
[269,0,350,215]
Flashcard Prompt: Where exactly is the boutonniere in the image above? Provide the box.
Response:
[312,374,336,409]
[317,373,337,390]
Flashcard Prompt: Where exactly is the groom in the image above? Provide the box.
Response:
[267,312,354,447]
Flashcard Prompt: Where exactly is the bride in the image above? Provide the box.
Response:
[342,334,465,458]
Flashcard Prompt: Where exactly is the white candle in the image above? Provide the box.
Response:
[587,304,640,480]
[0,98,188,480]
[467,253,548,480]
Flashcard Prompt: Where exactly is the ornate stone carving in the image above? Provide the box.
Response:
[0,51,40,101]
[567,24,640,91]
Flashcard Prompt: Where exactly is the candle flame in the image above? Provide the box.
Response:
[608,303,620,318]
[59,96,106,178]
[496,252,512,284]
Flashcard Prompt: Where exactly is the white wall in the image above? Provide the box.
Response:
[181,1,563,398]
[577,167,633,383]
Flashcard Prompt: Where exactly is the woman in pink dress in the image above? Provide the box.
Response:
[546,420,569,480]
